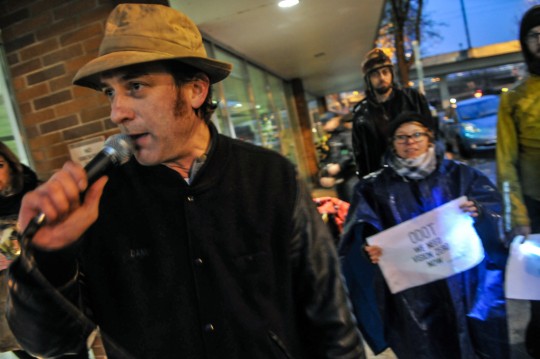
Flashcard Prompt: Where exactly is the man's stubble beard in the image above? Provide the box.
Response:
[374,84,392,96]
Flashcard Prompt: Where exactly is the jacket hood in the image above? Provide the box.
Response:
[520,5,540,75]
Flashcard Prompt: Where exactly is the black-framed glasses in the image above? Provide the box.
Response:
[527,31,540,44]
[393,132,428,144]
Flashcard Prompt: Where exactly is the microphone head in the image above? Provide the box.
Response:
[104,134,134,165]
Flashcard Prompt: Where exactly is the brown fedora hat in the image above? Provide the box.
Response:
[73,4,232,90]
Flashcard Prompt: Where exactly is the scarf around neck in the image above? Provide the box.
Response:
[388,145,437,180]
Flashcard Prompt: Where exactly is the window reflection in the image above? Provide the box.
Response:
[0,43,28,165]
[212,48,299,164]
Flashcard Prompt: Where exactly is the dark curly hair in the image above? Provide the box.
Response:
[163,60,219,123]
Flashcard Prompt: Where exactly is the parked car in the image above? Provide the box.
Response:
[439,95,500,158]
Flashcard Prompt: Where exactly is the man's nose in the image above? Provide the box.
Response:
[110,95,134,124]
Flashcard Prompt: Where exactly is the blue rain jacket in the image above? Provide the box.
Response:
[339,157,509,359]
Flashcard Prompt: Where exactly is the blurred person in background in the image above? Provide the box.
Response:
[496,5,540,358]
[351,48,435,178]
[318,112,358,203]
[0,142,39,359]
[341,112,509,359]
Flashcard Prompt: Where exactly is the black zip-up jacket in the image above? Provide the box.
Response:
[7,124,364,359]
[352,88,434,177]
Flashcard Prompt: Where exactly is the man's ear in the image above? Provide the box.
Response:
[189,75,210,109]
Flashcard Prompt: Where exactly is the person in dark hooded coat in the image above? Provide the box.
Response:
[340,112,509,359]
[0,141,39,359]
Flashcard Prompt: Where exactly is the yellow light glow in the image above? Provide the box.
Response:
[501,87,509,92]
[278,0,299,8]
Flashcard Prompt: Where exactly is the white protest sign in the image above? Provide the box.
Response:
[68,136,105,167]
[505,234,540,300]
[367,196,484,294]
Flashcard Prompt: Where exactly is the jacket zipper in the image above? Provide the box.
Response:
[268,330,295,359]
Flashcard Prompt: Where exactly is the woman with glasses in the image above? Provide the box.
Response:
[340,111,509,359]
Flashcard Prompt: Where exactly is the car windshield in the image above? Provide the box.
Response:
[456,96,500,121]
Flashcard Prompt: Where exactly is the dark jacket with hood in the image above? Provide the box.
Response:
[0,164,38,353]
[7,124,364,359]
[352,86,434,178]
[339,151,509,359]
[520,5,540,76]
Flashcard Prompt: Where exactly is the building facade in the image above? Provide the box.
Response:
[0,0,320,184]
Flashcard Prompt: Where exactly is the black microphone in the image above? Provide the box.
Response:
[21,134,134,241]
[84,134,134,185]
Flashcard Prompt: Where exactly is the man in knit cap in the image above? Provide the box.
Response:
[497,5,540,358]
[351,48,435,178]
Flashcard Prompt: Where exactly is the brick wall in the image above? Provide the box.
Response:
[0,0,117,180]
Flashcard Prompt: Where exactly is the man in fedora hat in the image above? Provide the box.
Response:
[351,48,436,178]
[6,4,364,359]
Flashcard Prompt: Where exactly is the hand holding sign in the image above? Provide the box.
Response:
[366,196,485,294]
[459,200,479,218]
[365,245,382,264]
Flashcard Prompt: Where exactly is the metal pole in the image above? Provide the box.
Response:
[459,0,472,49]
[412,40,425,94]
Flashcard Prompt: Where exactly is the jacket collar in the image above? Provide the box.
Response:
[125,121,232,194]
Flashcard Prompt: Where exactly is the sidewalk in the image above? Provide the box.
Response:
[360,299,530,359]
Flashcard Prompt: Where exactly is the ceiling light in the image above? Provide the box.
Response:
[278,0,299,8]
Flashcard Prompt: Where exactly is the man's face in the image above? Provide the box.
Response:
[526,25,540,59]
[100,62,205,166]
[368,66,393,95]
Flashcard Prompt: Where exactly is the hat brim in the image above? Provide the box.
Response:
[73,51,232,90]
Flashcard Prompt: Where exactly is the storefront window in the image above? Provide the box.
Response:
[214,50,257,144]
[247,64,273,148]
[267,74,299,164]
[0,35,29,165]
[211,47,299,163]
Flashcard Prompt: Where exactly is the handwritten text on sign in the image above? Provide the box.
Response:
[367,196,484,294]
